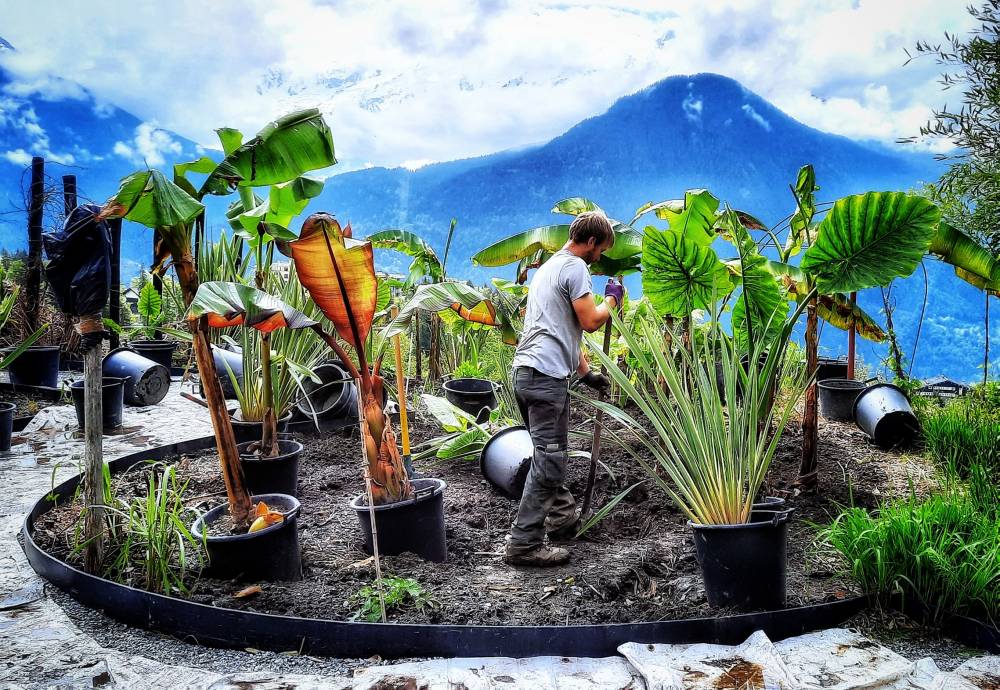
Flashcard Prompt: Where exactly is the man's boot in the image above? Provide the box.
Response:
[504,543,571,566]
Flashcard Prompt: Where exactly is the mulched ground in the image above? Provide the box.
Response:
[32,398,938,626]
[3,390,61,418]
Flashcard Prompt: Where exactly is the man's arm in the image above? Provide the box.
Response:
[572,294,616,333]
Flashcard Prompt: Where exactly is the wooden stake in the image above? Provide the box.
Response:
[391,306,413,475]
[25,157,44,336]
[83,342,105,574]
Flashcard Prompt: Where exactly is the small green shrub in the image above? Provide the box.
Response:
[453,360,485,379]
[352,576,437,622]
[920,396,1000,505]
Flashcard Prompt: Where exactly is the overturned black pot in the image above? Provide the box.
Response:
[229,409,292,444]
[818,378,865,422]
[443,377,498,423]
[294,362,356,422]
[480,425,532,498]
[6,345,60,388]
[238,439,303,497]
[212,346,243,399]
[853,383,920,448]
[192,493,301,581]
[102,347,171,406]
[690,508,792,611]
[0,401,14,452]
[129,339,178,370]
[70,377,127,431]
[350,478,447,562]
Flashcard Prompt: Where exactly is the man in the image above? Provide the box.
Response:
[504,210,624,567]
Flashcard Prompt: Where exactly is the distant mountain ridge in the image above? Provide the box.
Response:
[0,65,994,381]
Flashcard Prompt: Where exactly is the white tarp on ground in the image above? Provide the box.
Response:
[775,628,915,689]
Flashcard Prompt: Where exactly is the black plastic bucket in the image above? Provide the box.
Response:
[192,493,301,581]
[443,378,498,423]
[853,383,920,448]
[6,346,60,388]
[350,478,447,562]
[818,378,866,422]
[212,346,243,399]
[294,362,356,421]
[0,401,14,451]
[238,439,303,497]
[102,347,171,406]
[816,356,849,381]
[230,409,292,444]
[70,377,127,431]
[480,425,533,498]
[690,508,792,611]
[129,339,178,370]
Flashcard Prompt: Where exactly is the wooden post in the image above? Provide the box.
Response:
[83,339,105,574]
[25,157,44,334]
[847,291,856,379]
[414,311,422,380]
[152,229,164,340]
[798,297,819,490]
[61,174,76,216]
[109,218,122,350]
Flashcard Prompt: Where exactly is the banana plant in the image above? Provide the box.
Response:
[290,212,412,504]
[384,280,520,346]
[100,109,336,527]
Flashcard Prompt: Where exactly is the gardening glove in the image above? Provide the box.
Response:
[604,278,625,308]
[579,370,610,392]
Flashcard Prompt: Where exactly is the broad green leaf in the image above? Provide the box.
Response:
[173,156,218,198]
[216,128,243,155]
[785,164,817,258]
[473,222,641,267]
[929,221,1000,291]
[368,228,443,285]
[384,281,516,345]
[642,226,733,317]
[421,393,475,432]
[137,282,162,323]
[201,109,336,196]
[551,197,602,216]
[437,427,488,460]
[237,176,325,240]
[630,199,684,227]
[100,170,203,228]
[0,324,49,370]
[375,277,392,314]
[656,189,720,246]
[801,192,940,294]
[186,281,317,333]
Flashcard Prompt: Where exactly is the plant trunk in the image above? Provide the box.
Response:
[429,313,441,382]
[83,344,105,574]
[175,256,252,526]
[259,331,279,457]
[881,287,906,380]
[797,295,819,490]
[414,312,422,380]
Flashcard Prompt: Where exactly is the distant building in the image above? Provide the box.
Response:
[917,376,970,400]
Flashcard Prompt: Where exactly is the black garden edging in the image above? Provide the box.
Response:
[23,435,868,658]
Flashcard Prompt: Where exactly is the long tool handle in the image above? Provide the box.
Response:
[580,306,617,520]
[391,306,412,473]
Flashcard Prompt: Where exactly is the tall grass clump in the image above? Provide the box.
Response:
[821,489,1000,624]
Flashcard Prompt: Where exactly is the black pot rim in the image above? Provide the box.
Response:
[817,378,866,390]
[230,409,294,424]
[688,510,793,531]
[129,339,178,348]
[348,477,447,513]
[478,424,529,475]
[852,381,909,417]
[0,401,16,412]
[238,438,304,463]
[69,377,128,390]
[192,492,301,543]
[443,377,500,393]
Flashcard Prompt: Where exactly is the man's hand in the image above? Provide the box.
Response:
[579,369,611,392]
[604,278,625,308]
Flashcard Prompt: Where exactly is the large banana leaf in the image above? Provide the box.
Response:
[655,189,719,246]
[929,221,1000,291]
[99,170,203,228]
[367,228,443,285]
[801,192,940,293]
[289,213,376,351]
[384,281,517,345]
[186,281,316,333]
[235,176,325,242]
[473,220,641,267]
[200,109,336,196]
[173,156,218,198]
[642,225,733,317]
[551,197,602,216]
[785,164,817,258]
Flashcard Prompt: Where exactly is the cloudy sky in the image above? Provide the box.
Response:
[0,0,976,171]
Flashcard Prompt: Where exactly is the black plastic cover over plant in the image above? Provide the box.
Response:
[42,203,111,317]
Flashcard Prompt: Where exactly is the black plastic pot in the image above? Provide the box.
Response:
[480,425,533,498]
[238,439,303,497]
[752,496,786,512]
[853,383,920,448]
[294,362,356,422]
[690,508,792,611]
[102,347,171,406]
[815,356,849,381]
[70,377,127,431]
[129,339,178,370]
[0,401,14,452]
[192,493,301,581]
[818,378,866,422]
[6,346,60,388]
[230,409,292,444]
[212,346,243,399]
[443,377,498,423]
[350,478,447,562]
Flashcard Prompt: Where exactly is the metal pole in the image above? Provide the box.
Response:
[847,291,856,379]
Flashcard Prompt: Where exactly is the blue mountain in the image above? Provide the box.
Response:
[0,62,994,381]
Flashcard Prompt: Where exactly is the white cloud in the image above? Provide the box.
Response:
[2,149,32,165]
[0,0,978,169]
[113,122,182,166]
[741,104,771,132]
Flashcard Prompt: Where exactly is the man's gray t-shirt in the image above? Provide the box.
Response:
[512,249,592,379]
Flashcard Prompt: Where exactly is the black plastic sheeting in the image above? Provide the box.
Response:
[23,435,869,659]
[42,204,111,318]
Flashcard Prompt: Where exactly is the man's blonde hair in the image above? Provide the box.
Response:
[568,211,615,248]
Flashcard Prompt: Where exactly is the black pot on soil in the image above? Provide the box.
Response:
[229,409,292,444]
[102,347,171,406]
[128,339,178,370]
[350,478,447,562]
[294,362,356,421]
[238,439,303,497]
[0,401,14,451]
[818,378,866,422]
[70,377,127,431]
[443,377,498,423]
[815,356,849,381]
[689,508,792,611]
[192,493,301,581]
[6,346,60,388]
[480,425,533,498]
[853,383,920,448]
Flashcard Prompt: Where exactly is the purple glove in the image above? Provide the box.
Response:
[604,278,625,307]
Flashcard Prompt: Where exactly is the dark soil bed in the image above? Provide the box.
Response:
[2,389,61,418]
[31,403,936,626]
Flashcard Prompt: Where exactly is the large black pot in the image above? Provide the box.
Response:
[70,377,127,431]
[212,346,243,399]
[102,347,171,406]
[443,378,498,423]
[129,339,178,370]
[818,378,866,422]
[0,401,14,451]
[229,409,292,444]
[853,383,920,448]
[238,439,303,497]
[294,362,356,422]
[350,478,447,562]
[6,346,60,388]
[191,493,301,581]
[815,356,849,381]
[480,425,533,498]
[690,508,792,611]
